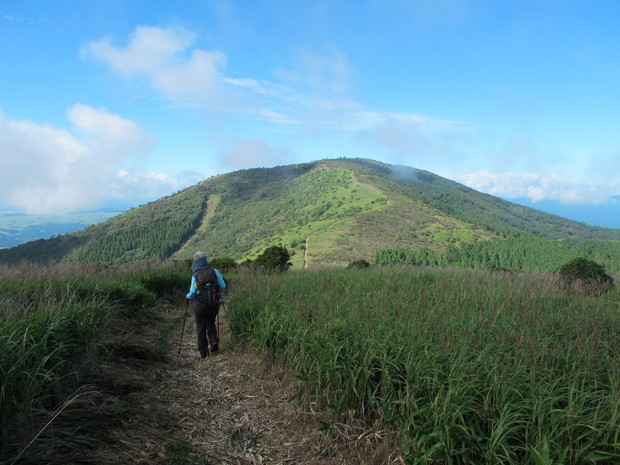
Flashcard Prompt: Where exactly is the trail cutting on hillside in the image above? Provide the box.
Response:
[174,195,221,258]
[90,302,395,465]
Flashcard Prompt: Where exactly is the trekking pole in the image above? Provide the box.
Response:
[217,301,222,341]
[178,299,189,355]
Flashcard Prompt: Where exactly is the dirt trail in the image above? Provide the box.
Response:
[91,303,391,465]
[302,222,339,270]
[303,236,310,269]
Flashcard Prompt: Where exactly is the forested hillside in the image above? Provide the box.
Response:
[0,186,208,265]
[1,158,619,269]
[375,236,620,272]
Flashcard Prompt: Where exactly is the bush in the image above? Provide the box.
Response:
[347,259,371,269]
[209,257,239,272]
[253,246,291,272]
[559,257,614,296]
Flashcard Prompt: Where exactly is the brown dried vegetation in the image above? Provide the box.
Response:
[87,303,396,465]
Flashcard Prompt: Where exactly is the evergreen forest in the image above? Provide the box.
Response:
[375,236,620,272]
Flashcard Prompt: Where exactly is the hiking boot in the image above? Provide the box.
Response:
[211,343,219,353]
[200,350,210,359]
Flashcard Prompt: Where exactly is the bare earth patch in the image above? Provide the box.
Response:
[90,303,398,465]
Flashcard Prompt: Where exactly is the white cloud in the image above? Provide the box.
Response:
[82,25,227,103]
[81,26,195,78]
[113,170,202,199]
[275,47,352,97]
[217,137,293,170]
[82,25,463,142]
[456,171,616,204]
[357,112,467,166]
[68,103,151,155]
[0,106,189,214]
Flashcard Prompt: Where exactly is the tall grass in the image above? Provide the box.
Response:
[0,260,189,461]
[226,267,620,464]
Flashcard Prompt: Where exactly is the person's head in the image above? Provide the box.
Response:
[192,251,209,272]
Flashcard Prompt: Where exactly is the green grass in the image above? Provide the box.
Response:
[0,260,190,462]
[4,257,620,463]
[225,267,620,464]
[220,165,389,265]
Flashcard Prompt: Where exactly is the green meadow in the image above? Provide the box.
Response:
[226,267,620,464]
[2,262,620,464]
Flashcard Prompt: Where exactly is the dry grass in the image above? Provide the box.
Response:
[85,301,397,465]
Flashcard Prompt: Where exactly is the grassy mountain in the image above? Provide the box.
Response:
[2,158,619,268]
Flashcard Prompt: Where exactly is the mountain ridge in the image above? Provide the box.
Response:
[1,158,619,268]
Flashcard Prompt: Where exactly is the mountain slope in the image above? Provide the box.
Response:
[1,158,619,267]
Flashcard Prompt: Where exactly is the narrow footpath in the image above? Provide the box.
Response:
[90,302,393,465]
[303,236,310,269]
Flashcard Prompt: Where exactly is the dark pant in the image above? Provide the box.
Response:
[194,301,219,357]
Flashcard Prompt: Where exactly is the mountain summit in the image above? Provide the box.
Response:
[2,158,618,268]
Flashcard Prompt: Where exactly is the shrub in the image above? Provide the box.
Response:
[253,246,291,272]
[347,259,371,269]
[559,257,614,296]
[209,257,239,272]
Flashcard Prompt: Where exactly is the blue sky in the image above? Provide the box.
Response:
[1,0,620,227]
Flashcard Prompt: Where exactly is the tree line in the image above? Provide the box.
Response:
[75,218,201,263]
[374,236,620,272]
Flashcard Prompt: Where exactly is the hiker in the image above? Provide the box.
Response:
[186,251,227,358]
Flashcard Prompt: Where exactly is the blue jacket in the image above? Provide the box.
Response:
[186,263,227,299]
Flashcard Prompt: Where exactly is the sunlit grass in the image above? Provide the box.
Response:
[4,258,619,463]
[226,267,620,464]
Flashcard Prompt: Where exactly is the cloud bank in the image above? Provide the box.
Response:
[456,171,616,205]
[0,105,191,214]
